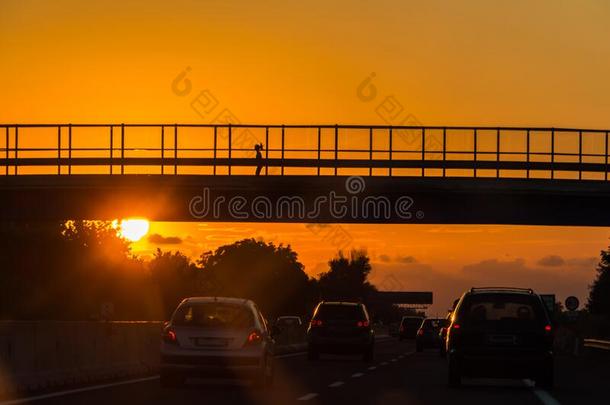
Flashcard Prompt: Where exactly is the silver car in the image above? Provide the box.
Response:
[160,297,275,388]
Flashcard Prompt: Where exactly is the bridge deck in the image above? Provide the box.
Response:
[1,175,609,225]
[2,124,609,224]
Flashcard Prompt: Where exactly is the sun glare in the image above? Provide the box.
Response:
[115,219,150,242]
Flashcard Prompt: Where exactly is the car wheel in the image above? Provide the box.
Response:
[448,356,461,388]
[363,345,374,362]
[160,372,184,388]
[307,345,319,361]
[536,365,554,390]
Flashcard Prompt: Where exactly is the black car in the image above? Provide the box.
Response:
[398,316,424,340]
[416,318,447,352]
[439,312,453,358]
[306,301,375,362]
[446,287,554,388]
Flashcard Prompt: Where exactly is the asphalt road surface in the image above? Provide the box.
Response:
[3,339,606,405]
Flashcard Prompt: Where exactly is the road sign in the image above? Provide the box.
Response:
[565,296,580,312]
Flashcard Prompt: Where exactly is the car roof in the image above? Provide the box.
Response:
[319,301,361,306]
[467,287,536,295]
[181,296,254,306]
[277,316,301,319]
[401,315,424,320]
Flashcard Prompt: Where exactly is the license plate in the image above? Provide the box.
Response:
[487,334,516,345]
[194,337,228,347]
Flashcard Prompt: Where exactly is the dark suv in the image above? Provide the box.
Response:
[446,288,554,388]
[416,318,447,352]
[306,301,374,362]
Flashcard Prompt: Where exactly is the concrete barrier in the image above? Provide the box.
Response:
[0,320,313,395]
[0,321,162,395]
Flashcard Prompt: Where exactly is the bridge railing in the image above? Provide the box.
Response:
[1,124,609,180]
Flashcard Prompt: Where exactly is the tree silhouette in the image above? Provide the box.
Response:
[197,238,317,318]
[0,221,155,320]
[149,249,200,318]
[317,250,376,302]
[587,244,610,316]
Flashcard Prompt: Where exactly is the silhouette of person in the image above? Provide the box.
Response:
[255,143,264,176]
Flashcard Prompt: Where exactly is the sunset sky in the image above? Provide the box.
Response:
[2,0,610,314]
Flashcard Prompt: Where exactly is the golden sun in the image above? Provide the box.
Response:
[114,219,150,242]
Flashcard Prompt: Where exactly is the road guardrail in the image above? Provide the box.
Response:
[2,124,609,181]
[583,338,610,351]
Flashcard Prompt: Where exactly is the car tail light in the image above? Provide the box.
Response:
[417,329,424,336]
[452,324,461,330]
[245,330,263,346]
[399,325,404,332]
[544,324,552,333]
[162,328,178,345]
[310,319,323,327]
[357,320,370,328]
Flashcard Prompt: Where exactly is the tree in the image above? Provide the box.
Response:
[0,221,154,320]
[317,250,376,302]
[149,249,200,318]
[197,238,317,319]
[587,244,610,315]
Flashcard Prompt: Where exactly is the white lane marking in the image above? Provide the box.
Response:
[0,376,159,405]
[380,361,388,366]
[522,379,561,405]
[328,381,344,388]
[275,351,307,359]
[367,366,377,371]
[297,393,318,401]
[351,373,364,378]
[398,355,404,359]
[390,358,397,362]
[533,389,562,405]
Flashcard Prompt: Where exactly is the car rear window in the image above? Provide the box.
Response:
[172,303,254,328]
[277,318,300,326]
[422,319,444,329]
[459,294,545,324]
[315,304,365,320]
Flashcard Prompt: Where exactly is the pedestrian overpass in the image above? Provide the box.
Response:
[1,124,609,225]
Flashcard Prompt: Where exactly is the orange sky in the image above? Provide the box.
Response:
[2,0,610,314]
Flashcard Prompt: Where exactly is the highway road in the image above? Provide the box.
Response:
[3,339,606,405]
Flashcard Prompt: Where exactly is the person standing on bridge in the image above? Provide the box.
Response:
[255,143,264,176]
